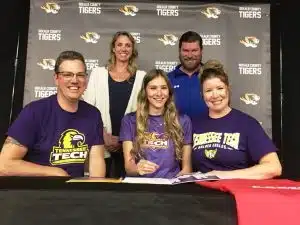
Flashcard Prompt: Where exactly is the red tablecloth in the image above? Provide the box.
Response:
[197,179,300,225]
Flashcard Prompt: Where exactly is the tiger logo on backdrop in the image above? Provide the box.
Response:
[158,34,178,46]
[240,93,260,105]
[240,36,260,48]
[201,7,221,19]
[119,5,139,16]
[37,58,56,70]
[41,2,61,14]
[80,32,100,44]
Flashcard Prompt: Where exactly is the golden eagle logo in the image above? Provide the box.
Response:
[58,129,85,149]
[50,129,88,165]
[144,132,158,141]
[201,7,221,19]
[37,58,55,70]
[41,2,61,14]
[80,32,100,44]
[240,93,260,105]
[119,5,139,16]
[204,149,217,159]
[240,36,260,48]
[158,34,178,46]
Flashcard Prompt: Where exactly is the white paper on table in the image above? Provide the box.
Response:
[122,172,220,185]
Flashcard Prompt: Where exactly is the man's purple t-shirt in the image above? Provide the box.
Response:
[120,112,192,178]
[7,94,104,177]
[192,109,277,172]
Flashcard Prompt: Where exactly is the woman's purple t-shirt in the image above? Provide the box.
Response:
[192,109,277,172]
[120,112,192,178]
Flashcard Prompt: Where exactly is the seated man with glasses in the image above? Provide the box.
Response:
[0,50,106,177]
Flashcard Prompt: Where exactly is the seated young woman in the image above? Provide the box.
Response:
[119,69,192,178]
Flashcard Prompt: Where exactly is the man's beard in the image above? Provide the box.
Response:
[179,55,202,73]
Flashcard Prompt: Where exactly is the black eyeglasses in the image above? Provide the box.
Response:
[57,71,88,80]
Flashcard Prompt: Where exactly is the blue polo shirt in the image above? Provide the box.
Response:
[168,65,208,118]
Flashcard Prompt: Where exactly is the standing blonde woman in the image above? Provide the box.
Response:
[84,31,146,177]
[120,69,192,178]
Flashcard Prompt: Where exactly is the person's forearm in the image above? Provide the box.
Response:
[182,162,192,173]
[125,163,139,176]
[219,163,282,180]
[89,157,106,177]
[177,167,192,177]
[0,159,67,176]
[179,168,192,175]
[180,145,192,176]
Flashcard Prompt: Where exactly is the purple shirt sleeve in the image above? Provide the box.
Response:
[119,114,135,142]
[247,118,277,162]
[7,104,38,149]
[181,115,192,145]
[92,110,104,145]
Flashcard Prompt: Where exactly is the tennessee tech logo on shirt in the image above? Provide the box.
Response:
[50,129,89,165]
[41,2,61,14]
[80,32,100,43]
[193,132,240,159]
[142,132,169,150]
[201,7,221,19]
[119,5,139,16]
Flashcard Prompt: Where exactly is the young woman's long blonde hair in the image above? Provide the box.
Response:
[132,69,184,160]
